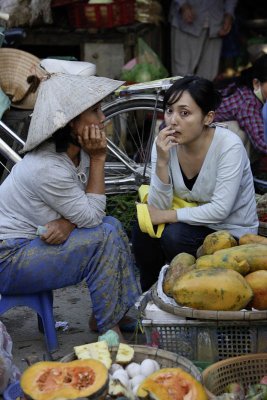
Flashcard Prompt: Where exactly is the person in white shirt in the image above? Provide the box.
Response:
[132,75,258,291]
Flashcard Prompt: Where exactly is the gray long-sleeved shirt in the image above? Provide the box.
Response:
[0,142,106,239]
[169,0,237,37]
[148,126,258,238]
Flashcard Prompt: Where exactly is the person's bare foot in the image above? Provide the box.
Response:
[109,326,127,343]
[89,316,127,343]
[89,314,136,334]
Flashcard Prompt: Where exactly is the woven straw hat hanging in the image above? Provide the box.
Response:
[0,48,45,110]
[21,73,124,153]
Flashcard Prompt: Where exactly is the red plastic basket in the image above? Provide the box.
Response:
[68,0,135,29]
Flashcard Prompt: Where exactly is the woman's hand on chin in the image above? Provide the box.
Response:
[78,124,107,161]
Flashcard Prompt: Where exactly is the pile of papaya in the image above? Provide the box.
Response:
[163,230,267,311]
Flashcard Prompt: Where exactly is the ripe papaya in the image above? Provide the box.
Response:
[202,230,237,255]
[196,243,267,275]
[245,270,267,310]
[196,245,204,258]
[20,359,108,400]
[137,368,208,400]
[172,267,253,311]
[163,252,196,297]
[195,253,250,275]
[239,233,267,246]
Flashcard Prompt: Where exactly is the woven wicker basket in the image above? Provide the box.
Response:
[202,353,267,399]
[150,283,267,321]
[61,344,202,382]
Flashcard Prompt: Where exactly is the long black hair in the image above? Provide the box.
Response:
[52,118,80,153]
[216,53,267,95]
[163,75,222,115]
[238,53,267,88]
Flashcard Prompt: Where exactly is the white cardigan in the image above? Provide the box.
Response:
[148,126,258,238]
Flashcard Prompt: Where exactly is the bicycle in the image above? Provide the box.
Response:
[1,69,267,195]
[0,12,31,181]
[0,12,180,191]
[0,76,181,193]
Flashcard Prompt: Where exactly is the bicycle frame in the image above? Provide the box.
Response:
[0,76,177,192]
[0,119,152,192]
[0,120,23,163]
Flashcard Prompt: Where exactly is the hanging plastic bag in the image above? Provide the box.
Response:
[0,320,21,394]
[121,38,168,83]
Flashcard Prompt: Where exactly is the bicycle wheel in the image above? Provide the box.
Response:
[102,94,164,194]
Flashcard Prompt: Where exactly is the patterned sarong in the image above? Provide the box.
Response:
[0,216,141,333]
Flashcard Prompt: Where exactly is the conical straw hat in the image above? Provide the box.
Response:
[0,48,45,110]
[22,73,124,153]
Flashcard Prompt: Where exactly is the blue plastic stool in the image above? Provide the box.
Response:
[3,381,22,400]
[0,291,59,353]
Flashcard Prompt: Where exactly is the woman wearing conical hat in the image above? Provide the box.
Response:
[0,67,141,340]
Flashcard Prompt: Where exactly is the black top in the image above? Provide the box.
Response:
[180,165,198,190]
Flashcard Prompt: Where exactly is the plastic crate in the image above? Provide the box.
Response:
[141,318,267,363]
[68,0,135,29]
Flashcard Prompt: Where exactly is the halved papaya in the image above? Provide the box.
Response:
[137,367,208,400]
[20,359,108,400]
